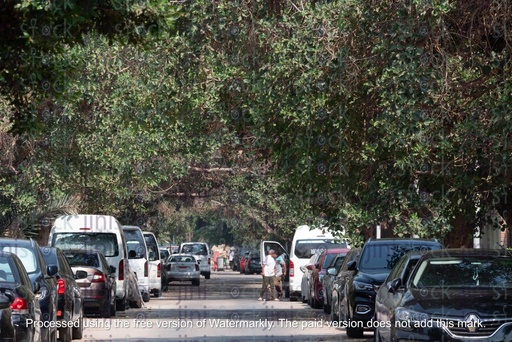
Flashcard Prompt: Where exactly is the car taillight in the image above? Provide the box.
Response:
[11,297,29,314]
[92,272,105,283]
[144,261,148,277]
[57,278,66,294]
[290,260,294,277]
[118,260,124,281]
[157,263,161,278]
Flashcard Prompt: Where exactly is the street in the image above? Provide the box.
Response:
[80,270,372,341]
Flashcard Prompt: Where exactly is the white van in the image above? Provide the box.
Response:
[179,242,210,279]
[288,225,348,301]
[49,214,130,311]
[122,225,150,302]
[142,232,162,297]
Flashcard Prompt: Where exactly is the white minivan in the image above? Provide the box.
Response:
[49,214,131,311]
[122,225,150,302]
[287,225,348,301]
[179,242,211,279]
[143,232,162,297]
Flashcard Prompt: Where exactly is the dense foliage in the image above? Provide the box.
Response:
[2,0,512,247]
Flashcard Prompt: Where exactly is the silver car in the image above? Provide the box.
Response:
[164,254,200,286]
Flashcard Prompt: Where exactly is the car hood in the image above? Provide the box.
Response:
[404,287,512,318]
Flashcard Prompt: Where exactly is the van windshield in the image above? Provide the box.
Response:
[294,240,342,259]
[124,229,146,259]
[181,243,208,256]
[53,233,119,257]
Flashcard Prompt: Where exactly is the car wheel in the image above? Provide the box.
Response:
[110,295,117,317]
[346,311,364,338]
[330,298,339,322]
[153,289,162,298]
[116,296,127,311]
[142,292,151,302]
[101,300,113,318]
[323,302,331,314]
[72,311,83,340]
[205,272,211,279]
[192,279,200,286]
[59,324,72,342]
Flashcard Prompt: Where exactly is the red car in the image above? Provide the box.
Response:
[309,248,350,309]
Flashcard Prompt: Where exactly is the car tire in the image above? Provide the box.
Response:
[192,279,200,286]
[142,292,151,302]
[101,300,113,318]
[110,295,117,317]
[153,289,162,298]
[205,272,211,279]
[59,325,72,342]
[323,302,331,314]
[346,311,364,338]
[72,312,83,340]
[116,296,127,311]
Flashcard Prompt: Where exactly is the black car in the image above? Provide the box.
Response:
[340,238,443,338]
[244,254,262,274]
[374,248,512,342]
[64,250,117,318]
[322,252,348,314]
[0,239,58,342]
[40,247,84,342]
[0,251,42,342]
[330,247,361,322]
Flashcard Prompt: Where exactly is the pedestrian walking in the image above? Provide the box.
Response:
[258,249,278,301]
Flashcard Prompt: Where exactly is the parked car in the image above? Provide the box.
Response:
[179,242,211,279]
[143,232,162,297]
[340,238,443,338]
[374,248,512,342]
[64,250,117,318]
[309,247,350,310]
[330,247,361,321]
[0,238,58,342]
[165,254,200,286]
[122,226,150,302]
[321,251,349,314]
[244,254,262,274]
[39,247,83,342]
[300,253,322,304]
[239,249,258,274]
[159,248,170,291]
[0,251,42,342]
[50,215,131,311]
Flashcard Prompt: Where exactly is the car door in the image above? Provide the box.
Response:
[260,241,289,297]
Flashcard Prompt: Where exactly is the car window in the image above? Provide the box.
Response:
[54,233,119,257]
[171,256,195,263]
[0,246,37,273]
[322,254,337,269]
[359,243,439,273]
[144,234,160,261]
[181,243,208,256]
[0,256,16,282]
[124,229,146,258]
[294,239,340,258]
[65,253,100,267]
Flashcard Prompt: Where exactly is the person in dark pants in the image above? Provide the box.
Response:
[258,249,278,301]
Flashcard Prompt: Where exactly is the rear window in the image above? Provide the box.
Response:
[65,253,100,267]
[53,233,119,257]
[124,229,146,259]
[359,243,439,273]
[294,240,344,259]
[0,246,37,273]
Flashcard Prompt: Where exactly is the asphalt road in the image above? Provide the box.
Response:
[80,270,373,342]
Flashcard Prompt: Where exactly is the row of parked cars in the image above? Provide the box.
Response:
[0,214,169,341]
[296,235,512,341]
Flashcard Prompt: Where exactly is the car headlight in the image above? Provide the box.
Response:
[395,308,430,331]
[353,280,374,291]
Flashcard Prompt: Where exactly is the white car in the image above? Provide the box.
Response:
[143,232,162,297]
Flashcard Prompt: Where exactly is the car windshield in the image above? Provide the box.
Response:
[359,243,438,273]
[412,257,512,288]
[53,233,119,257]
[322,254,338,269]
[294,240,342,259]
[0,246,37,273]
[181,244,207,255]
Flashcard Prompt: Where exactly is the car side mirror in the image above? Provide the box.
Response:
[347,260,357,271]
[388,278,402,294]
[327,267,336,276]
[47,264,58,277]
[0,294,11,310]
[109,265,117,275]
[75,270,88,280]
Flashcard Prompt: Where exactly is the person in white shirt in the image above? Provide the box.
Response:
[258,249,278,301]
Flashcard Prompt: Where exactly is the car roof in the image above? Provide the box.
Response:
[420,248,511,258]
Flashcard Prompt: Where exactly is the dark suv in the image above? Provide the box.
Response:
[0,238,59,342]
[40,247,84,342]
[340,238,442,338]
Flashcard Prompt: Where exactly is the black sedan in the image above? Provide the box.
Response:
[245,254,262,275]
[0,251,42,342]
[40,247,84,342]
[374,248,512,342]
